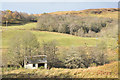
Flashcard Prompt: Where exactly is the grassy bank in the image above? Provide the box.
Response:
[3,61,118,78]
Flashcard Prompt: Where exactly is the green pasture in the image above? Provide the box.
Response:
[1,22,37,30]
[2,29,117,48]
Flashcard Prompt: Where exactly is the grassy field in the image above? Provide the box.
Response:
[3,61,119,78]
[1,22,37,30]
[1,22,117,48]
[2,29,117,48]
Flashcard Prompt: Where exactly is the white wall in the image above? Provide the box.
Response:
[25,63,47,69]
[24,63,38,69]
[44,63,47,69]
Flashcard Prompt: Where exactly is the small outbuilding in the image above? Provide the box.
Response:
[24,55,47,69]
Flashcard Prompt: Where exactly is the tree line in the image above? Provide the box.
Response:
[1,10,38,26]
[37,14,116,37]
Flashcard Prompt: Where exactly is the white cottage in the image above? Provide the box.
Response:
[24,55,47,69]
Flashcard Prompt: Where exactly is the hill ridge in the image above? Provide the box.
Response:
[34,8,118,16]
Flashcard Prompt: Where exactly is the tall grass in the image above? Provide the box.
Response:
[2,61,118,78]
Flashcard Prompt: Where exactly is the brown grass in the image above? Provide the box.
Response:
[3,61,118,78]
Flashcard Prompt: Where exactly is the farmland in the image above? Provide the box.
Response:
[2,28,117,48]
[1,8,119,78]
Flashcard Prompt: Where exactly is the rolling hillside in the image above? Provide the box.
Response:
[34,8,118,19]
[1,8,118,78]
[2,29,117,48]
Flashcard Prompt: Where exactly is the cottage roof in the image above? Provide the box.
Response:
[25,55,47,64]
